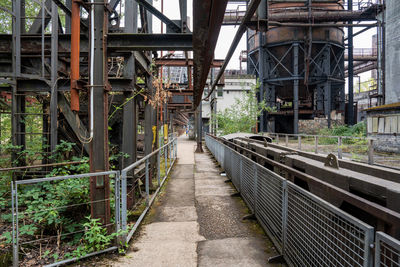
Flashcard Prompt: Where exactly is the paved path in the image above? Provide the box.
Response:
[111,136,280,267]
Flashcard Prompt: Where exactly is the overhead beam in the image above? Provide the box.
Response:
[193,0,229,108]
[155,58,224,67]
[203,0,261,102]
[223,8,380,25]
[106,33,193,51]
[0,33,193,54]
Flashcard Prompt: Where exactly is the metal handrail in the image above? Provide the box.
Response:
[122,137,177,173]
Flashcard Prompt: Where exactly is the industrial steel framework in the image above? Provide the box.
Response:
[213,0,384,134]
[246,0,384,133]
[0,0,228,223]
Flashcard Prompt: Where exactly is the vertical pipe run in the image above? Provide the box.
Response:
[70,0,80,111]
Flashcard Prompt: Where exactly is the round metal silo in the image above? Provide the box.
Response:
[248,1,345,133]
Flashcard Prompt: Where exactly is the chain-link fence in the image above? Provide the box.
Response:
[206,134,400,267]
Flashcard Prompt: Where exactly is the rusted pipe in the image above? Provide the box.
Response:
[70,0,80,111]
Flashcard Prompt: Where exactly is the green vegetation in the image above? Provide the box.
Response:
[215,80,274,135]
[318,122,367,145]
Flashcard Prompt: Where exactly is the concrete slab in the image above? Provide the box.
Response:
[114,241,198,267]
[198,237,277,267]
[196,195,257,240]
[176,136,195,165]
[170,164,194,179]
[195,178,236,196]
[155,206,198,222]
[100,139,280,267]
[113,222,205,267]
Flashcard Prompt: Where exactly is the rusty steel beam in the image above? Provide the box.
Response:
[155,58,224,67]
[70,0,80,111]
[193,0,228,108]
[223,8,379,25]
[203,0,261,102]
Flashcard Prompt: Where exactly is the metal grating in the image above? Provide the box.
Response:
[255,165,285,252]
[231,150,241,191]
[375,232,400,267]
[284,183,373,267]
[241,157,255,210]
[205,135,381,267]
[224,146,230,176]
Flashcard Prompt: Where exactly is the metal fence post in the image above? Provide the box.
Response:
[338,137,343,159]
[121,171,127,234]
[145,159,149,206]
[115,172,120,234]
[276,134,279,144]
[11,182,18,267]
[374,233,381,267]
[253,163,258,215]
[315,136,318,154]
[285,134,288,147]
[157,150,161,186]
[164,144,168,177]
[298,135,301,150]
[368,139,374,165]
[15,184,19,267]
[282,180,288,255]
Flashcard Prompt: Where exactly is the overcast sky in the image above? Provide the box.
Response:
[150,0,375,83]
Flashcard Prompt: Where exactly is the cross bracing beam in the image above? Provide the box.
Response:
[0,33,193,54]
[134,0,182,33]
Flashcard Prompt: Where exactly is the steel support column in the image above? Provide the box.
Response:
[347,0,354,125]
[122,0,138,170]
[50,2,59,151]
[89,0,110,225]
[257,0,267,134]
[195,101,203,153]
[293,43,299,134]
[323,45,332,128]
[144,75,155,188]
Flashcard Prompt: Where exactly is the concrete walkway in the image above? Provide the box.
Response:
[111,136,280,267]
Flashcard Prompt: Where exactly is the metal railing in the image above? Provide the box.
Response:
[206,134,400,267]
[9,137,178,266]
[11,171,120,267]
[263,132,377,165]
[120,137,177,243]
[375,232,400,267]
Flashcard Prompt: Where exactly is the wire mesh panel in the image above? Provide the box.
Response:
[230,150,241,192]
[224,146,232,178]
[241,157,255,211]
[11,171,120,266]
[375,232,400,267]
[284,183,374,267]
[255,165,285,252]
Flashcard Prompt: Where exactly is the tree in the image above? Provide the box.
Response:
[215,80,272,135]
